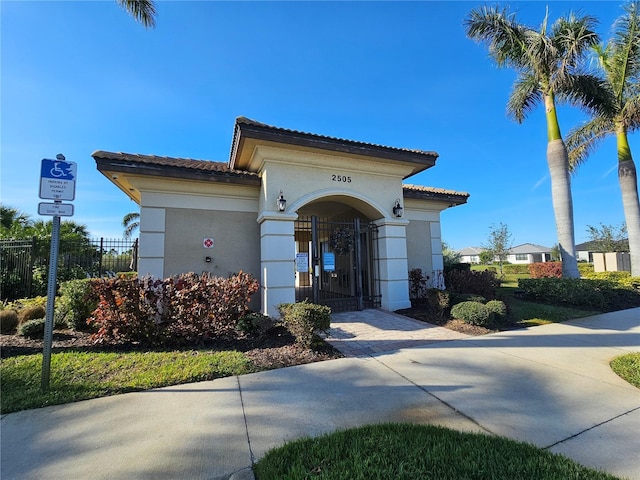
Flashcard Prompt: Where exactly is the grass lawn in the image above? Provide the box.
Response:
[0,349,254,414]
[497,286,599,327]
[610,352,640,388]
[254,423,621,480]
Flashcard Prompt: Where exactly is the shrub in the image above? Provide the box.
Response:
[425,288,450,317]
[449,293,486,306]
[518,278,640,311]
[444,269,500,299]
[0,309,19,334]
[583,272,640,289]
[19,305,46,323]
[278,301,331,347]
[502,264,530,275]
[486,300,507,320]
[56,279,98,331]
[17,316,67,338]
[528,262,562,279]
[450,302,493,327]
[236,312,275,338]
[444,263,471,273]
[89,271,260,346]
[578,263,595,275]
[408,269,429,303]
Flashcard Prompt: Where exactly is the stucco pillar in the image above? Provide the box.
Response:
[138,206,165,278]
[374,218,411,311]
[258,212,297,318]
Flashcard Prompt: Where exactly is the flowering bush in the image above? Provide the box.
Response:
[89,271,259,346]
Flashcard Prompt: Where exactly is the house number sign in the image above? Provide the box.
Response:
[331,174,352,183]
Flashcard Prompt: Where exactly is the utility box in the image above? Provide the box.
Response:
[593,252,631,272]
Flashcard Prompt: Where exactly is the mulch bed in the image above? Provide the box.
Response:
[0,326,343,371]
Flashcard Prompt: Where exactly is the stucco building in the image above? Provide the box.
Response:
[94,117,468,317]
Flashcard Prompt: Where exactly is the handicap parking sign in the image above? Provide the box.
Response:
[39,159,77,200]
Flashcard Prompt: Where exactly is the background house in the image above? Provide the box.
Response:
[458,246,483,264]
[506,243,552,264]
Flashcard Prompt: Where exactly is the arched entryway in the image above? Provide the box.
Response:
[294,198,381,312]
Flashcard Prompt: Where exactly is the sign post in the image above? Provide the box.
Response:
[39,154,76,390]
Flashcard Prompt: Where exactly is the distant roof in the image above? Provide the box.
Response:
[458,246,483,255]
[509,243,551,254]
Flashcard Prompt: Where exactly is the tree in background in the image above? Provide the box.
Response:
[482,223,513,275]
[116,0,156,28]
[466,6,605,278]
[122,212,140,240]
[586,223,629,252]
[442,241,462,267]
[0,205,32,238]
[479,250,495,265]
[567,2,640,276]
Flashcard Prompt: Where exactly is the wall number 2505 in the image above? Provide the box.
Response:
[332,175,352,183]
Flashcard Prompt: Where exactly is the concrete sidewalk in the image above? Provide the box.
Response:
[2,308,639,480]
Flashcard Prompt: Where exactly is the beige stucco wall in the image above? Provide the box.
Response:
[164,208,260,280]
[406,220,432,274]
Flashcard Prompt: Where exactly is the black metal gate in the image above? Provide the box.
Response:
[295,216,380,312]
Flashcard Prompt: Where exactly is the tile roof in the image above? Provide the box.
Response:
[508,243,552,254]
[230,116,440,176]
[234,116,440,157]
[92,150,261,184]
[402,184,469,204]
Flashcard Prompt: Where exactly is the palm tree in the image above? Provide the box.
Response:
[465,6,605,278]
[567,1,640,276]
[122,212,140,239]
[116,0,157,28]
[0,205,33,238]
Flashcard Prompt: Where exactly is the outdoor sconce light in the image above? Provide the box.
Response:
[277,191,287,212]
[392,198,403,218]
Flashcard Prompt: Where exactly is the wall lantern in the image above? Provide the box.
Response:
[392,198,403,218]
[277,191,287,212]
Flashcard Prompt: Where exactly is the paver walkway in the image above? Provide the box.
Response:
[324,309,469,356]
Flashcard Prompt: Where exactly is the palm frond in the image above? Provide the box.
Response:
[622,92,640,131]
[465,6,529,68]
[506,73,541,123]
[552,12,600,70]
[607,1,640,102]
[116,0,156,28]
[556,73,615,115]
[565,117,614,170]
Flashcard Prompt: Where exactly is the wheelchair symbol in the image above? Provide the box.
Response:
[50,162,66,178]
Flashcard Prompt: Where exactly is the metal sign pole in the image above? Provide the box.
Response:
[41,212,61,390]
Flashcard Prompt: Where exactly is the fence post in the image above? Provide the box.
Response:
[27,236,37,298]
[98,237,104,277]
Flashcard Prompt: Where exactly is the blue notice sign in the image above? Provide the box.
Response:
[39,159,77,200]
[323,252,335,272]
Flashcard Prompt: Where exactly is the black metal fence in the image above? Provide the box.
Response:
[0,237,138,301]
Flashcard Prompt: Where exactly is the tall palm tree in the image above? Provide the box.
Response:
[465,6,605,278]
[0,205,33,238]
[122,212,140,239]
[567,1,640,276]
[116,0,157,28]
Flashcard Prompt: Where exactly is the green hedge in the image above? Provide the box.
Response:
[518,278,640,311]
[278,301,331,347]
[502,264,530,274]
[450,301,493,327]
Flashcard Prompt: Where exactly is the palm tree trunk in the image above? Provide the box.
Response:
[547,139,580,278]
[617,126,640,276]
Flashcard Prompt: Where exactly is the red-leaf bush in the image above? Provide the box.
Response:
[528,262,562,279]
[444,269,500,299]
[89,271,259,346]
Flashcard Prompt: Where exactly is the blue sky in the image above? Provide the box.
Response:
[1,1,633,250]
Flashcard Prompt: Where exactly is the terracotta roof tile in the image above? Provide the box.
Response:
[403,184,469,198]
[92,150,260,180]
[235,116,439,158]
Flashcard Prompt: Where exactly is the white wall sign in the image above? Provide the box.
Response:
[203,238,214,249]
[296,253,309,272]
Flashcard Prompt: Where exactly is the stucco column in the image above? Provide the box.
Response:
[258,212,297,318]
[137,206,166,278]
[373,218,411,311]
